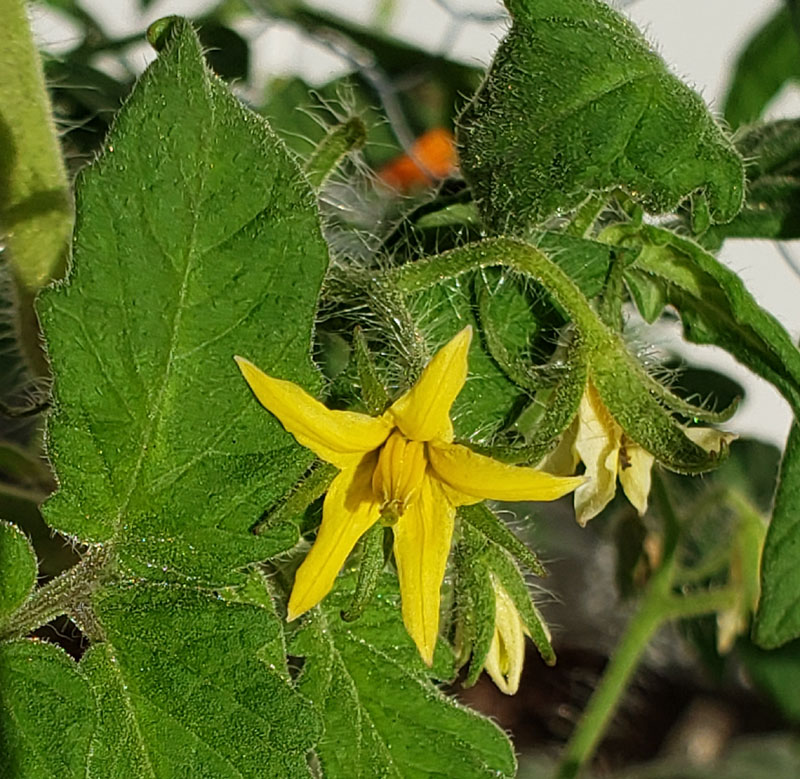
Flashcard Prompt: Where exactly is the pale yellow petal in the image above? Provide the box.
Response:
[392,475,455,665]
[428,442,583,506]
[684,426,737,454]
[483,576,528,695]
[618,441,655,516]
[537,418,581,476]
[573,383,622,525]
[235,356,392,467]
[388,326,472,443]
[287,454,380,620]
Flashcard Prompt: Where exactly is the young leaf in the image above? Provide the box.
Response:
[36,18,329,584]
[622,225,800,415]
[458,0,744,231]
[755,424,800,648]
[0,641,95,777]
[0,520,37,620]
[723,8,800,129]
[291,575,517,779]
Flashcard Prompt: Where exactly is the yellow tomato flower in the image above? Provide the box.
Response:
[235,327,582,664]
[543,383,733,526]
[483,574,534,695]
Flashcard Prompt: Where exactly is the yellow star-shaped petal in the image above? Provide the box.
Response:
[236,327,582,664]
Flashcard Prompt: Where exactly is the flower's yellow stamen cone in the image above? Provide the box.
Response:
[287,455,380,620]
[428,441,584,505]
[390,326,472,443]
[392,476,455,665]
[235,356,392,468]
[372,430,427,523]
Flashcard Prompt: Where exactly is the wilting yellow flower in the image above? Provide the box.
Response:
[543,383,733,526]
[235,327,581,664]
[483,574,534,695]
[542,382,654,525]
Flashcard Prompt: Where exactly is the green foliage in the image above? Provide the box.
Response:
[5,3,800,777]
[616,224,800,415]
[701,120,800,247]
[36,17,328,583]
[291,573,517,779]
[739,639,800,724]
[458,0,744,232]
[723,8,800,129]
[0,641,95,777]
[755,424,800,648]
[80,584,320,777]
[0,521,36,619]
[0,0,72,292]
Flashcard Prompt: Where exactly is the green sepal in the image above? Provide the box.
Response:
[459,0,744,231]
[0,520,37,621]
[253,461,338,536]
[341,522,386,622]
[483,541,555,667]
[353,326,390,414]
[460,503,546,578]
[453,524,497,687]
[303,117,367,190]
[591,345,728,475]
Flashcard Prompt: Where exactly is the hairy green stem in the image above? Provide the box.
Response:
[0,546,112,641]
[555,590,664,779]
[554,474,734,779]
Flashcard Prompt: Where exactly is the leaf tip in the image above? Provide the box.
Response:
[147,16,182,52]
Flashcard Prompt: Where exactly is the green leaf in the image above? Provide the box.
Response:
[404,273,525,441]
[36,18,329,583]
[739,638,800,724]
[1,0,72,292]
[0,640,95,778]
[79,582,320,777]
[458,0,744,231]
[291,575,517,779]
[723,8,800,129]
[624,267,667,324]
[0,520,37,621]
[701,120,800,247]
[620,225,800,415]
[755,424,800,648]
